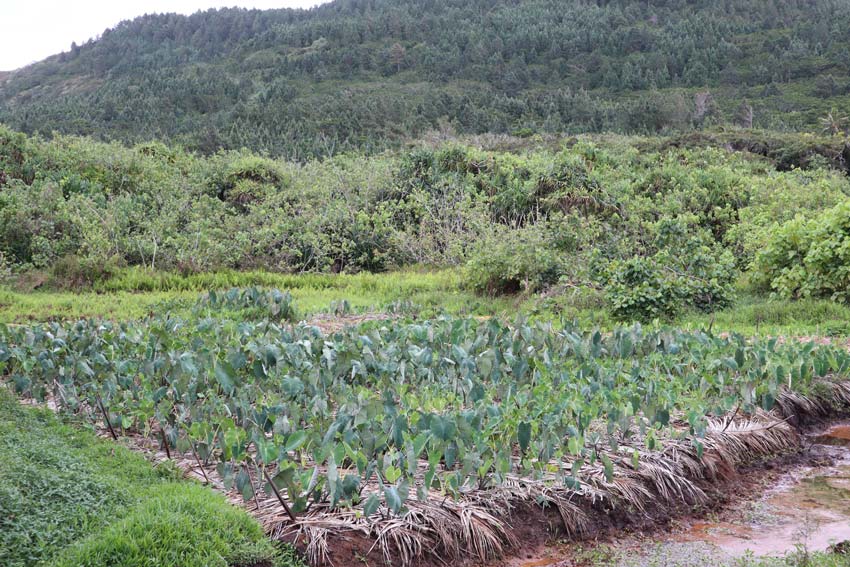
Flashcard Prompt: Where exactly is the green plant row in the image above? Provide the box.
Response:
[2,299,848,518]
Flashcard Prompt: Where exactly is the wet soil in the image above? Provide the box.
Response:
[496,423,850,567]
[667,423,850,557]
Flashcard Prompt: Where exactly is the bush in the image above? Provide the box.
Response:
[754,200,850,301]
[465,223,566,295]
[598,229,737,321]
[49,483,300,567]
[50,254,122,289]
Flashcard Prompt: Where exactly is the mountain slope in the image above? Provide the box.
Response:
[1,0,849,158]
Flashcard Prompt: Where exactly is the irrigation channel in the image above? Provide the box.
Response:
[509,423,850,567]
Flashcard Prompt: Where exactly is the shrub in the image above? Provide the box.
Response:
[50,254,122,289]
[465,223,566,295]
[598,228,737,321]
[754,200,850,301]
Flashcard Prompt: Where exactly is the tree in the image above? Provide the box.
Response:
[389,43,406,74]
[693,91,719,126]
[820,110,848,136]
[735,100,754,129]
[814,74,840,98]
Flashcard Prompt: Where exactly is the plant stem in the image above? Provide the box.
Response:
[160,427,172,459]
[262,467,297,522]
[96,394,118,441]
[190,443,210,484]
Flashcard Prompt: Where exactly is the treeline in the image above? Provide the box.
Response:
[1,0,849,158]
[2,125,850,319]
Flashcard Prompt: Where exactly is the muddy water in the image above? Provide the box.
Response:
[500,425,850,567]
[673,423,850,556]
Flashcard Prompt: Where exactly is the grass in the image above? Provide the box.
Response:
[529,290,850,339]
[4,268,850,340]
[676,294,850,338]
[0,387,304,567]
[0,267,518,324]
[0,288,196,323]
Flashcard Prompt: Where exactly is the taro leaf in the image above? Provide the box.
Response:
[451,345,467,364]
[444,442,457,469]
[256,438,278,464]
[517,421,531,454]
[281,376,304,397]
[430,415,456,441]
[228,349,248,370]
[269,466,295,490]
[214,361,236,394]
[12,374,30,393]
[76,359,94,378]
[363,493,381,517]
[218,462,235,490]
[283,430,308,452]
[411,433,429,458]
[179,354,198,376]
[567,434,583,456]
[470,382,485,403]
[645,431,657,451]
[327,457,340,505]
[236,468,254,502]
[342,474,360,499]
[384,465,402,484]
[384,486,404,515]
[601,453,614,483]
[735,347,745,369]
[152,386,168,403]
[224,427,241,450]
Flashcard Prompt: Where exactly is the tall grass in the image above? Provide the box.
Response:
[95,266,463,293]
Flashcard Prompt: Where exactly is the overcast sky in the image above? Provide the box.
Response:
[0,1,329,71]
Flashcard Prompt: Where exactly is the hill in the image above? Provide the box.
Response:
[0,0,849,158]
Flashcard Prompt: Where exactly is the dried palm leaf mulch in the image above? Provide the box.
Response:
[95,379,850,567]
[305,312,397,335]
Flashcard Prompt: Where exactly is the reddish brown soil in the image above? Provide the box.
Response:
[292,450,815,567]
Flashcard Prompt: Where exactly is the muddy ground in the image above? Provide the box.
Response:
[496,423,850,567]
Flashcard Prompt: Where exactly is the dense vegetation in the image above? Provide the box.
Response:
[3,289,850,564]
[1,0,850,158]
[2,124,849,321]
[0,388,303,567]
[5,2,850,564]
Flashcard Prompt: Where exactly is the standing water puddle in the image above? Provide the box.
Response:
[675,423,850,556]
[500,426,850,567]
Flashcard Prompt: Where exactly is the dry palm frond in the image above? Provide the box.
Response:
[34,373,850,567]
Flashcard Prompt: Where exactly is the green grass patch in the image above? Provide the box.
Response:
[524,289,850,338]
[1,268,518,324]
[675,293,850,338]
[5,268,850,339]
[0,388,303,567]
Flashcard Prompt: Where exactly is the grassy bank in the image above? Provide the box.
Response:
[0,388,303,567]
[5,268,850,339]
[1,268,517,324]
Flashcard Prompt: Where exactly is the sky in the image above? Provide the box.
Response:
[0,1,329,71]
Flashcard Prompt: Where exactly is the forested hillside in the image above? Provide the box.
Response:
[1,0,849,158]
